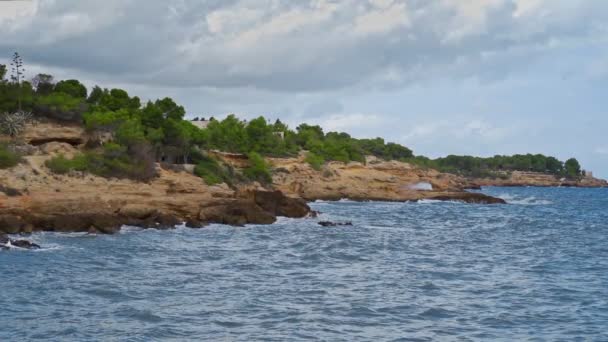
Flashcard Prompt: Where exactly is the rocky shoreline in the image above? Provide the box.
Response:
[464,171,608,188]
[0,148,506,238]
[4,122,606,242]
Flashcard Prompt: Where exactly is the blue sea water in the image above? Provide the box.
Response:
[1,187,608,341]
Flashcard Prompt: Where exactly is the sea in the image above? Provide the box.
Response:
[1,187,607,341]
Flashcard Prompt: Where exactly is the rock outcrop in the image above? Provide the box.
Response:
[466,171,608,188]
[0,233,41,250]
[0,155,310,234]
[268,155,502,204]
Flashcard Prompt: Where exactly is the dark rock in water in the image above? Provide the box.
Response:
[185,220,207,229]
[0,233,41,250]
[10,240,41,250]
[251,190,311,218]
[427,192,506,204]
[318,221,353,227]
[0,233,8,245]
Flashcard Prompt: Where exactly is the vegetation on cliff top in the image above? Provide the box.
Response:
[0,53,584,181]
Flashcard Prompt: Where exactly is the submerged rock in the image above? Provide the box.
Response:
[425,192,506,204]
[9,239,41,249]
[318,221,353,227]
[1,233,41,250]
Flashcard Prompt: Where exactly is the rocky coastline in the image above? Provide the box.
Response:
[464,171,608,188]
[3,122,605,242]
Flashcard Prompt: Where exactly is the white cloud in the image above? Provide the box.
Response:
[595,147,608,155]
[2,0,606,91]
[353,1,409,36]
[319,113,386,132]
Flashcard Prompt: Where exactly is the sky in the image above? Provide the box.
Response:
[1,0,607,177]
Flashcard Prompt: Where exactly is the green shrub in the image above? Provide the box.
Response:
[45,154,89,174]
[45,143,156,181]
[0,145,20,169]
[305,152,325,171]
[244,152,272,184]
[87,143,156,181]
[194,155,227,185]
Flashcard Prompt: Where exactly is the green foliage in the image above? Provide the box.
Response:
[115,119,146,146]
[35,92,86,121]
[0,81,35,113]
[305,152,325,171]
[45,144,156,181]
[0,64,6,80]
[565,158,581,179]
[206,115,249,153]
[83,108,130,131]
[45,154,88,174]
[32,74,55,95]
[87,86,104,104]
[193,154,229,185]
[244,152,272,184]
[0,145,20,169]
[54,79,87,98]
[406,153,573,178]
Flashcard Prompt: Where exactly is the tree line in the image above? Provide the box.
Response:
[408,154,582,179]
[0,53,584,182]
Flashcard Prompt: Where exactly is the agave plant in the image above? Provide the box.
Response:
[0,110,34,137]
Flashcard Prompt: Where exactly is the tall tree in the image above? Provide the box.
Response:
[32,73,55,95]
[54,79,88,98]
[564,158,581,179]
[9,52,25,110]
[0,64,6,81]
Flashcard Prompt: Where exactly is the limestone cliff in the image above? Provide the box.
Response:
[267,155,503,204]
[0,148,310,234]
[466,171,608,188]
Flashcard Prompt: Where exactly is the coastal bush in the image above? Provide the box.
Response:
[34,92,87,122]
[0,145,20,169]
[305,152,325,171]
[89,143,157,181]
[45,154,89,174]
[46,143,156,181]
[194,155,229,185]
[244,152,272,184]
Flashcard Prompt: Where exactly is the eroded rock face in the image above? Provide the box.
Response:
[0,158,311,234]
[466,171,608,188]
[423,192,507,204]
[268,155,503,203]
[20,121,86,147]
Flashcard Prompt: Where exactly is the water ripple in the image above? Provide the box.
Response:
[1,187,608,340]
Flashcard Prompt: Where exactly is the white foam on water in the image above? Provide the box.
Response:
[498,194,553,206]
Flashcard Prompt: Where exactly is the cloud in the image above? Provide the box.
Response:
[595,147,608,155]
[1,0,607,176]
[319,113,387,132]
[1,0,607,91]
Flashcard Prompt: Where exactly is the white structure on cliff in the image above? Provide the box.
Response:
[189,117,211,129]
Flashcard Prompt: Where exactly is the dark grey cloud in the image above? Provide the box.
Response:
[2,0,607,92]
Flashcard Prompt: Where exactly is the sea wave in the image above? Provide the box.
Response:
[498,194,553,205]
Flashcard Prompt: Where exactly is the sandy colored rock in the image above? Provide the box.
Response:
[0,153,310,233]
[467,171,608,188]
[268,155,471,202]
